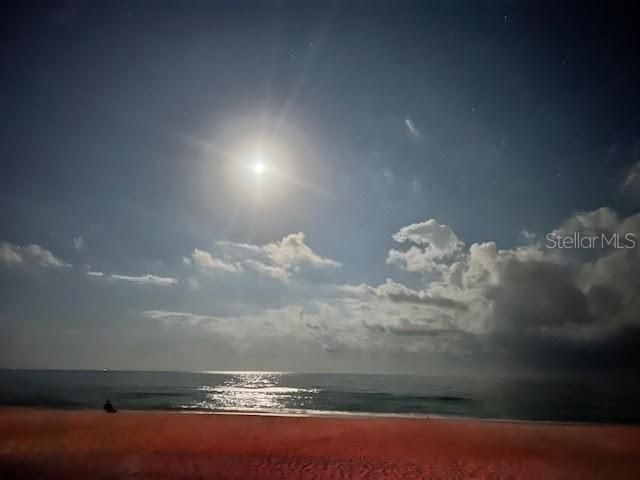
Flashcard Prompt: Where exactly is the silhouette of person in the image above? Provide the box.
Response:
[104,399,117,413]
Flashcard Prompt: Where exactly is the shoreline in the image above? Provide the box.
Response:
[1,405,635,428]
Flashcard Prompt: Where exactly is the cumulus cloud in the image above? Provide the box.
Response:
[387,219,464,273]
[140,208,640,374]
[553,207,620,238]
[243,259,289,281]
[422,210,640,371]
[392,219,463,250]
[381,208,640,371]
[186,248,242,273]
[0,242,71,268]
[316,210,640,370]
[188,232,340,282]
[263,232,341,269]
[0,243,22,264]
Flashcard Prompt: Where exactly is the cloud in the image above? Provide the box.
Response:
[387,219,464,273]
[520,230,536,242]
[553,207,620,237]
[73,236,85,251]
[110,274,177,286]
[138,208,640,373]
[242,259,289,281]
[387,318,472,340]
[339,279,467,311]
[87,272,177,286]
[392,219,463,250]
[379,280,468,311]
[142,310,219,326]
[214,241,262,254]
[434,210,640,371]
[263,232,341,269]
[405,118,421,137]
[188,232,340,282]
[187,248,241,273]
[0,242,71,268]
[334,208,640,371]
[622,161,640,203]
[0,243,22,265]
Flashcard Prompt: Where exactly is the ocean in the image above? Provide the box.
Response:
[1,370,638,424]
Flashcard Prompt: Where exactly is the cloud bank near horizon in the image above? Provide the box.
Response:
[12,205,626,374]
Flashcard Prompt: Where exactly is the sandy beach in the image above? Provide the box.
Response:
[0,408,639,479]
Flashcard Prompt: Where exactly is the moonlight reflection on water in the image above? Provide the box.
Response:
[193,372,318,412]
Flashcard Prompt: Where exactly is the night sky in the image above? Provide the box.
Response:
[1,1,639,374]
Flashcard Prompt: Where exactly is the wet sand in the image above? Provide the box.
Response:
[1,408,639,479]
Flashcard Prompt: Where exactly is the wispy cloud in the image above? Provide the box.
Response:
[410,179,423,195]
[142,310,219,326]
[73,236,85,251]
[86,271,177,286]
[622,160,640,203]
[405,118,421,137]
[520,230,536,242]
[110,274,177,286]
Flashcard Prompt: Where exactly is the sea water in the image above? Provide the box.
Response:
[1,369,638,424]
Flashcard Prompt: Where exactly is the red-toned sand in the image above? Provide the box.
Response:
[1,409,639,479]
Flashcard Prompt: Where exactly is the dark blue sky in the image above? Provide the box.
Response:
[1,1,639,373]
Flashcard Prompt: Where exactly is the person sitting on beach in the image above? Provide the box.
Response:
[103,399,117,413]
